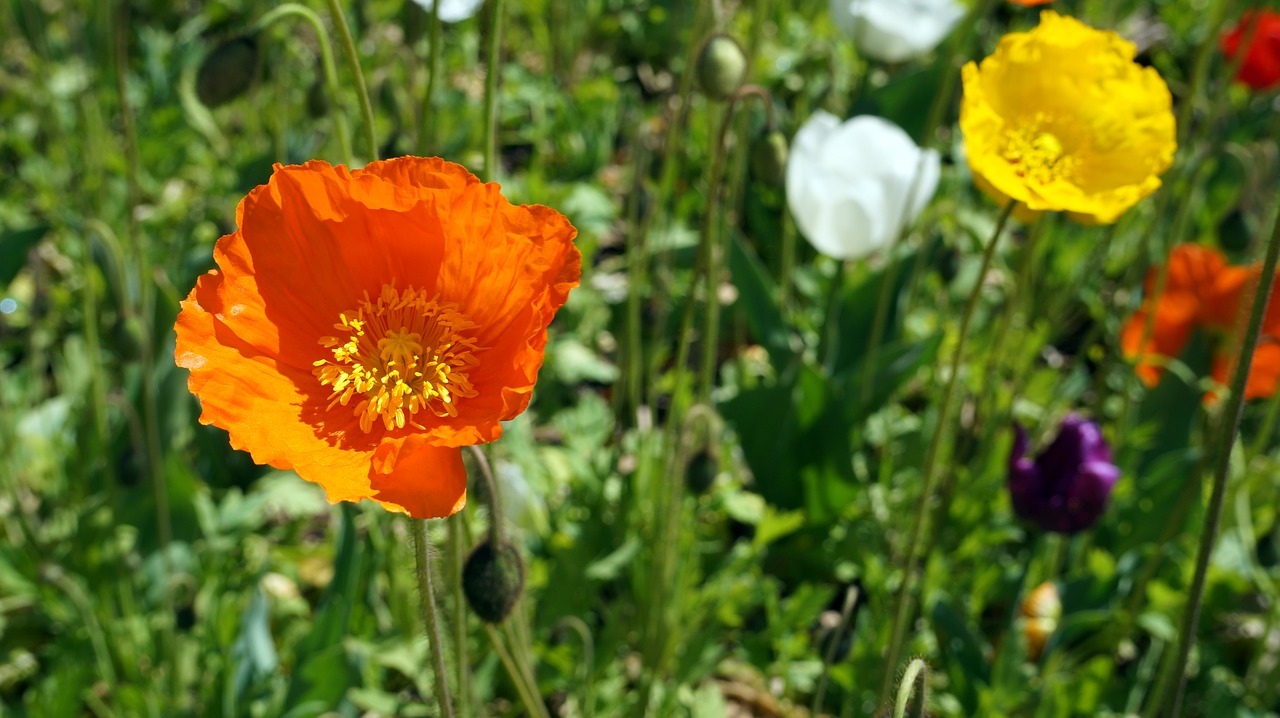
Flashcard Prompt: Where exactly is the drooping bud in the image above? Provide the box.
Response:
[1008,415,1120,534]
[696,34,747,101]
[749,129,789,189]
[462,540,525,623]
[196,35,261,108]
[1019,581,1061,661]
[684,449,718,495]
[1217,208,1255,254]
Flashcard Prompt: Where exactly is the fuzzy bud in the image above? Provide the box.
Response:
[684,449,718,495]
[750,129,789,189]
[196,35,260,108]
[462,540,525,623]
[696,34,747,101]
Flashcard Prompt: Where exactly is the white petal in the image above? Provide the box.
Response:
[836,0,966,63]
[410,0,486,23]
[786,112,940,260]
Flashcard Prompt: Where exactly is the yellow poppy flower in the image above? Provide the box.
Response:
[960,11,1176,224]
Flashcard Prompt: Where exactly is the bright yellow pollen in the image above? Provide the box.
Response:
[1001,116,1075,186]
[313,284,481,433]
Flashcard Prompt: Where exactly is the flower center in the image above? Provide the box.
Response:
[1002,117,1075,186]
[313,284,481,433]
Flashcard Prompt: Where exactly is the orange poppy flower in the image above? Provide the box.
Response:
[1007,0,1053,6]
[1121,243,1280,401]
[174,157,581,518]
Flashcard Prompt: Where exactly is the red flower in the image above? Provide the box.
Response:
[1007,0,1054,6]
[1221,10,1280,91]
[1122,243,1280,402]
[175,158,581,518]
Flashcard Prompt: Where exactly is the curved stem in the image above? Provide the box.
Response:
[325,0,378,162]
[254,3,353,166]
[466,444,504,546]
[892,658,929,718]
[879,202,1015,703]
[412,518,456,718]
[556,616,597,718]
[481,0,506,181]
[416,0,442,155]
[1165,202,1280,716]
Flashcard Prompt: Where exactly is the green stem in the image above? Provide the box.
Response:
[254,3,353,166]
[448,513,471,717]
[484,623,549,718]
[325,0,378,162]
[416,0,442,155]
[879,201,1015,704]
[466,444,504,545]
[622,128,653,423]
[915,0,997,147]
[412,519,456,718]
[811,584,859,715]
[892,658,929,718]
[1164,202,1280,716]
[481,0,505,181]
[697,97,737,405]
[556,617,596,718]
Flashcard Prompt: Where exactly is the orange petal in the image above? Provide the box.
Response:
[368,436,468,518]
[175,271,377,504]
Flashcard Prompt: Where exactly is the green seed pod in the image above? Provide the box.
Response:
[462,540,525,623]
[684,449,717,495]
[696,34,747,101]
[196,35,260,108]
[1218,208,1254,255]
[750,129,789,189]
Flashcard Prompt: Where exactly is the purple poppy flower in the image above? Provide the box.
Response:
[1009,415,1120,534]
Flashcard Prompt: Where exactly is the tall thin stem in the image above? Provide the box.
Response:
[481,0,506,181]
[254,4,353,166]
[416,0,442,154]
[325,0,378,162]
[412,519,456,718]
[448,514,471,716]
[879,202,1015,704]
[1164,204,1280,716]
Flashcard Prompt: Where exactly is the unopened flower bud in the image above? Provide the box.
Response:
[462,540,525,623]
[196,35,260,108]
[750,129,789,189]
[1019,581,1061,661]
[684,449,717,495]
[696,34,747,101]
[1217,208,1255,254]
[1008,414,1120,534]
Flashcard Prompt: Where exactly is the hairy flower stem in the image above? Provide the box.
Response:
[448,514,471,716]
[556,616,597,718]
[879,202,1015,704]
[1163,203,1280,717]
[467,445,505,546]
[255,4,353,166]
[412,519,456,718]
[482,0,506,181]
[416,0,442,154]
[325,0,378,162]
[892,658,930,718]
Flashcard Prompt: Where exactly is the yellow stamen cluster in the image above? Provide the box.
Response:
[1001,116,1075,186]
[313,284,480,433]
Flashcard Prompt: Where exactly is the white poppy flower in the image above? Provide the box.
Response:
[785,111,940,260]
[411,0,485,23]
[830,0,966,63]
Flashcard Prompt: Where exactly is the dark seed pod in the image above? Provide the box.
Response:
[696,34,747,101]
[196,35,260,108]
[684,449,717,495]
[1217,208,1254,255]
[462,540,525,623]
[750,129,789,190]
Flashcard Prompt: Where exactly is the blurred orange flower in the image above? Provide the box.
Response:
[1121,243,1280,401]
[1008,0,1054,6]
[175,157,581,518]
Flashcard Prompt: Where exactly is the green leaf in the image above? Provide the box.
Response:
[0,225,48,287]
[728,230,793,365]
